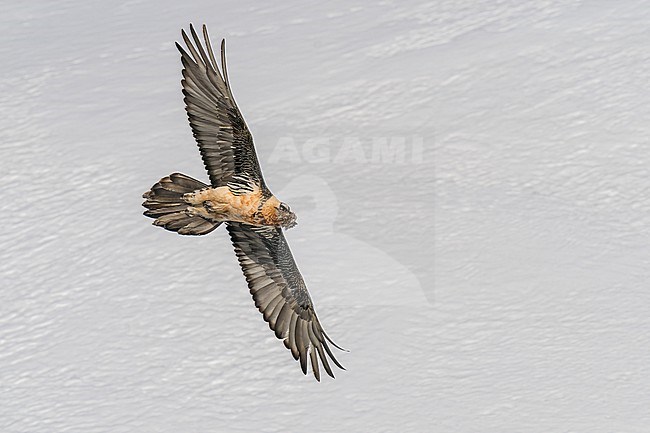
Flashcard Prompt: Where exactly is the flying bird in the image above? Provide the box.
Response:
[142,24,345,380]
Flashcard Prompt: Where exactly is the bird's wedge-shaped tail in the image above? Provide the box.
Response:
[143,173,221,235]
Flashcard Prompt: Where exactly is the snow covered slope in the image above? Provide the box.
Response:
[1,1,649,432]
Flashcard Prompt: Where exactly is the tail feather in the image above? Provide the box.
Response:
[142,173,221,236]
[143,204,188,217]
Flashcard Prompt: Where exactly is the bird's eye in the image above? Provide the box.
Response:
[279,203,290,212]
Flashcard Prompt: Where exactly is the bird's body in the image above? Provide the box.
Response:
[151,177,289,228]
[184,184,280,227]
[142,24,344,380]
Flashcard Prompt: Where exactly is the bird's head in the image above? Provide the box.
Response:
[276,202,297,229]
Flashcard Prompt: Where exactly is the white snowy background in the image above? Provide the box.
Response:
[1,1,649,432]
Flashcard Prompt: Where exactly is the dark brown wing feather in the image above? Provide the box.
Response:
[177,24,266,190]
[227,222,345,380]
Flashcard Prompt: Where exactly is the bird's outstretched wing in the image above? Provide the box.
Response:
[227,222,345,380]
[177,24,266,191]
